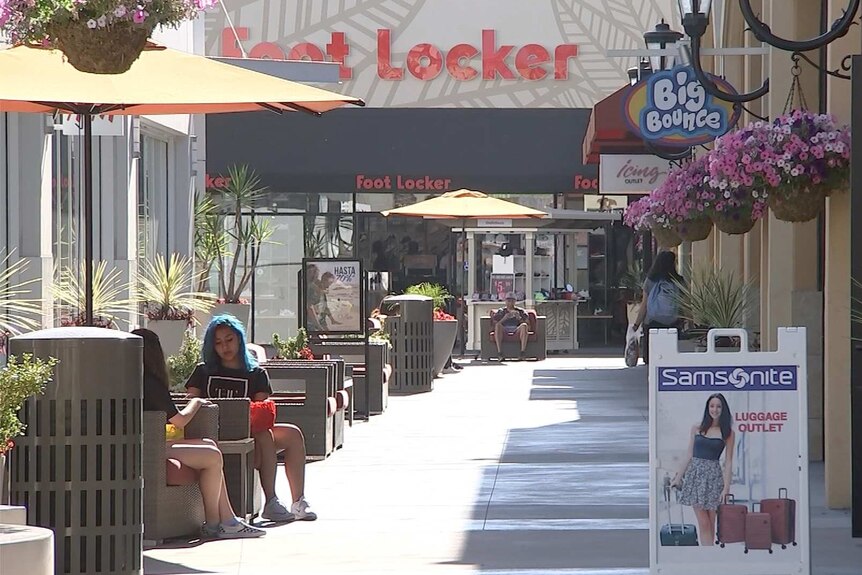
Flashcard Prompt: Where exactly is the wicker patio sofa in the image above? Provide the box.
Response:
[142,403,218,543]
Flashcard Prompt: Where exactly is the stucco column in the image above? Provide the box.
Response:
[821,0,858,509]
[4,113,54,328]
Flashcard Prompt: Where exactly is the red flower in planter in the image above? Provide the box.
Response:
[298,347,315,360]
[433,309,455,321]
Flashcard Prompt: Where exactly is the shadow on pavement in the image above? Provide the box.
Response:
[444,364,651,572]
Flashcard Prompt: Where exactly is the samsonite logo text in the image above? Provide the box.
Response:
[658,366,797,391]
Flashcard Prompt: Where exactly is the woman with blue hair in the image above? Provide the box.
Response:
[185,314,316,523]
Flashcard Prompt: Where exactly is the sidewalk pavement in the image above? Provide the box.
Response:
[143,357,862,575]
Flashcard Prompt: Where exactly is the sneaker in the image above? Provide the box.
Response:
[290,497,317,521]
[261,497,296,523]
[216,519,265,539]
[519,351,526,361]
[201,523,220,538]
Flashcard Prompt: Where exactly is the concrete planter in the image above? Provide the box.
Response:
[146,319,189,357]
[432,320,458,376]
[211,303,251,333]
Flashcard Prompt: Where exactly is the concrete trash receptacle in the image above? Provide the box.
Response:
[9,328,143,575]
[383,295,434,394]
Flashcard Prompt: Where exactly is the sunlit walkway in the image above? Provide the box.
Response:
[143,357,861,575]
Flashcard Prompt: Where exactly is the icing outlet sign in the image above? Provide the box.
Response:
[624,66,740,147]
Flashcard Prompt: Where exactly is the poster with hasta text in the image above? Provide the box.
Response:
[303,259,363,335]
[648,328,810,575]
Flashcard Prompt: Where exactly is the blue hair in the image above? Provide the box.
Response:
[202,314,259,372]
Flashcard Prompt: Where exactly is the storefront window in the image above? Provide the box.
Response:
[138,135,169,263]
[253,214,303,341]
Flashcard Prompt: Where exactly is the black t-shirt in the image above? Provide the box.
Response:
[184,363,272,399]
[143,374,180,421]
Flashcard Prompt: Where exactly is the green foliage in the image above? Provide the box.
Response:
[138,253,215,321]
[167,331,202,392]
[193,194,230,293]
[674,267,755,329]
[619,259,646,302]
[208,165,274,303]
[0,251,42,335]
[0,354,58,453]
[272,329,310,360]
[53,260,135,327]
[405,282,452,311]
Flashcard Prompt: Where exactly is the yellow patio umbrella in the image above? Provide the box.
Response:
[383,189,547,355]
[0,43,364,325]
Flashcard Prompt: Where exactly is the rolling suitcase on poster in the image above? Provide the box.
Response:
[660,487,698,546]
[716,494,747,547]
[761,487,797,549]
[744,502,773,554]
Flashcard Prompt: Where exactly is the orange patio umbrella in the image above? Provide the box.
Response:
[383,189,547,355]
[0,43,364,325]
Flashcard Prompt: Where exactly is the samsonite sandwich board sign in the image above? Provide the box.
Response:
[649,328,810,575]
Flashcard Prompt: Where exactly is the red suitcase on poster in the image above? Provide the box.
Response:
[761,487,797,549]
[716,494,747,547]
[745,502,773,554]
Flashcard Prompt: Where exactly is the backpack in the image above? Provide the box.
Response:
[647,279,679,325]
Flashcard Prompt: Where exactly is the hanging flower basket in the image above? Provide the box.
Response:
[49,20,152,74]
[1,1,217,74]
[651,226,682,248]
[676,217,713,242]
[767,185,826,223]
[711,211,757,235]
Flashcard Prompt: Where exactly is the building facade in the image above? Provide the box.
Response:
[0,23,204,332]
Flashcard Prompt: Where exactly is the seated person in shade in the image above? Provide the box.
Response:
[134,328,264,539]
[492,293,530,360]
[185,314,317,523]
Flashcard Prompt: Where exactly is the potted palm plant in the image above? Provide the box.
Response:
[53,260,135,329]
[0,251,43,367]
[405,282,456,376]
[674,267,756,351]
[208,165,274,331]
[138,253,215,356]
[0,353,58,504]
[192,194,229,334]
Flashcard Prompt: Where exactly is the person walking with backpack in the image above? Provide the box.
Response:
[632,251,683,364]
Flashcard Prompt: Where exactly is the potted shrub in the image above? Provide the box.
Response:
[405,282,456,376]
[166,331,202,391]
[53,260,135,328]
[674,267,756,351]
[0,0,217,74]
[138,253,215,357]
[0,353,58,503]
[619,259,645,325]
[272,329,314,360]
[207,165,274,331]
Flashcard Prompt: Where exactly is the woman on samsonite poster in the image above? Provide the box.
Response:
[670,393,735,546]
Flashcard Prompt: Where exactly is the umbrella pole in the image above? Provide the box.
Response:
[83,114,94,327]
[460,218,467,358]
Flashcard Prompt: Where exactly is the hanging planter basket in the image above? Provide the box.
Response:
[49,20,152,74]
[767,186,826,223]
[711,211,756,235]
[675,217,713,242]
[651,226,682,248]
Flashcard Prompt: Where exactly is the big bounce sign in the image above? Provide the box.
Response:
[625,66,741,147]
